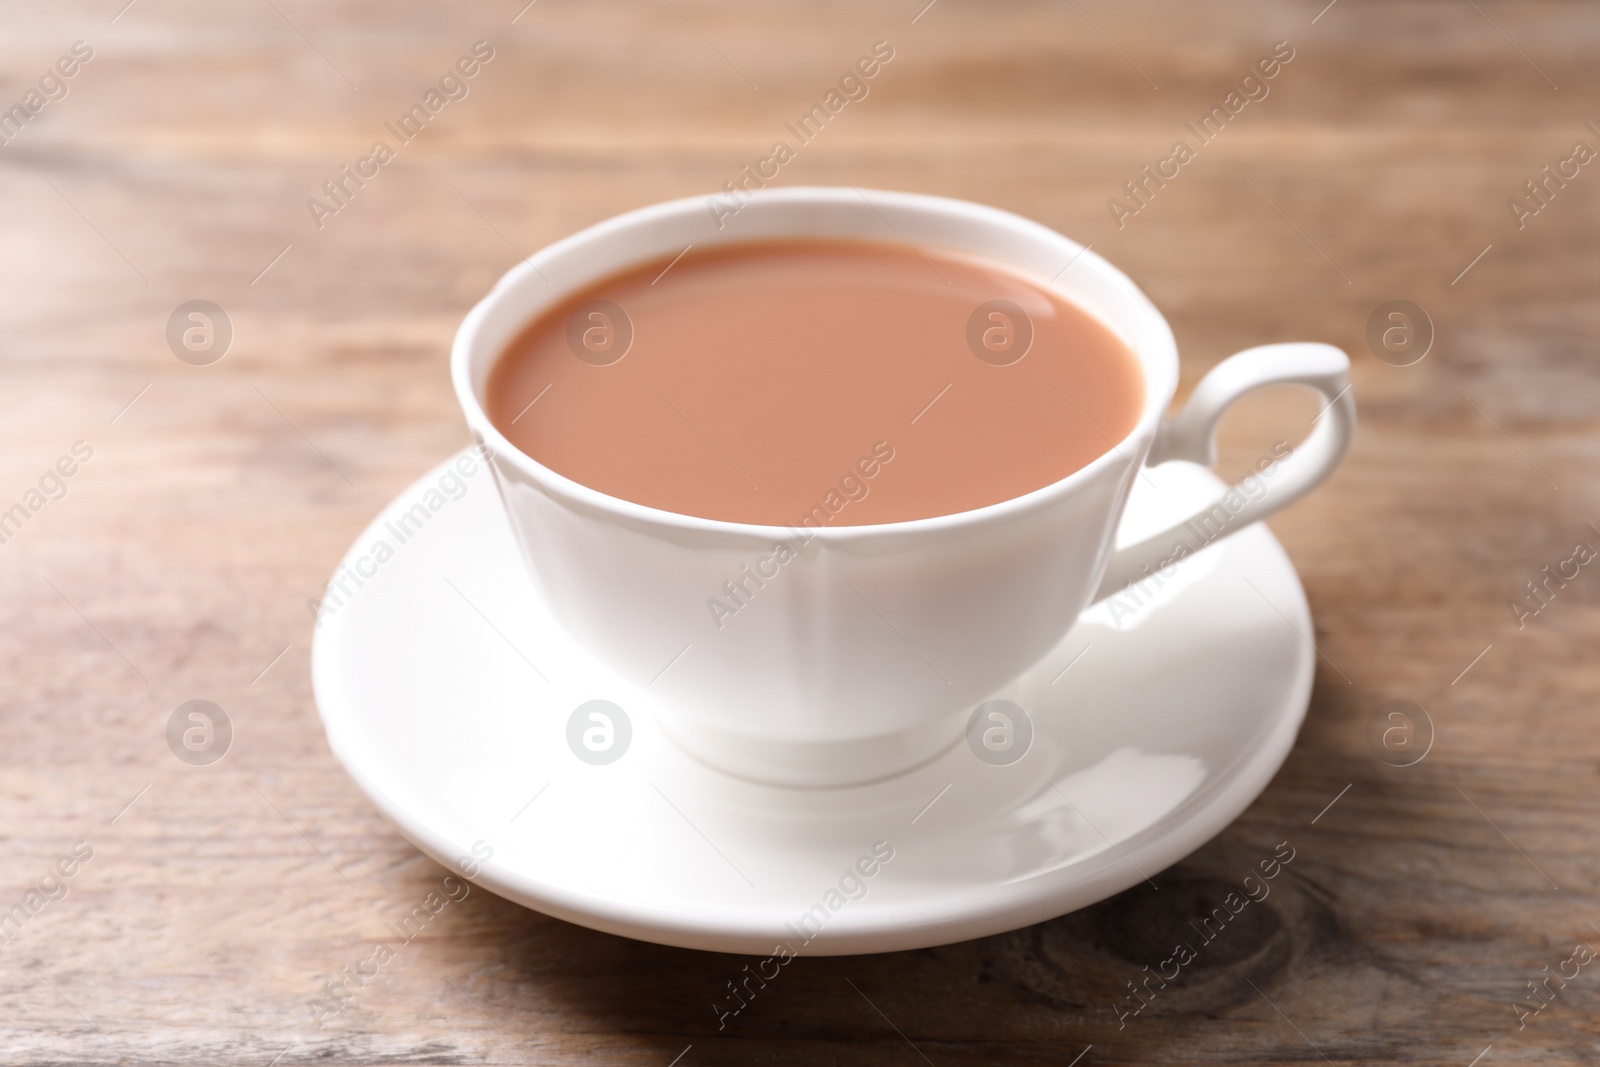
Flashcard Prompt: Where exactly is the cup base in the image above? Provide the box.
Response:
[654,710,967,788]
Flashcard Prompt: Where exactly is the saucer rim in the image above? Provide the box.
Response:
[312,451,1314,956]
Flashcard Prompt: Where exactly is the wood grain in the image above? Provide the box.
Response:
[3,0,1599,1063]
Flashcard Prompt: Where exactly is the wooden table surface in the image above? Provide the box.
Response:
[4,1,1599,1063]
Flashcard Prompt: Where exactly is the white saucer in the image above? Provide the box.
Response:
[312,451,1313,956]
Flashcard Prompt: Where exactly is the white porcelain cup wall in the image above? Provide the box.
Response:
[452,187,1355,787]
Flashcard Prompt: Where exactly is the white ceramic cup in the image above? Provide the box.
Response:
[452,187,1355,787]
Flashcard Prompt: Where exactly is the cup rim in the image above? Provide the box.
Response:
[451,186,1179,541]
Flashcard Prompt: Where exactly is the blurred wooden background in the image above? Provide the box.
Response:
[3,0,1599,1063]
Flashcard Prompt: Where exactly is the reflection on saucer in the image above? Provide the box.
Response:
[1002,748,1208,885]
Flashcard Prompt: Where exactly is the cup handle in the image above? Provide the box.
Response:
[1092,342,1355,602]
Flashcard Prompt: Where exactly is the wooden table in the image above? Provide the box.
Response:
[3,1,1597,1062]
